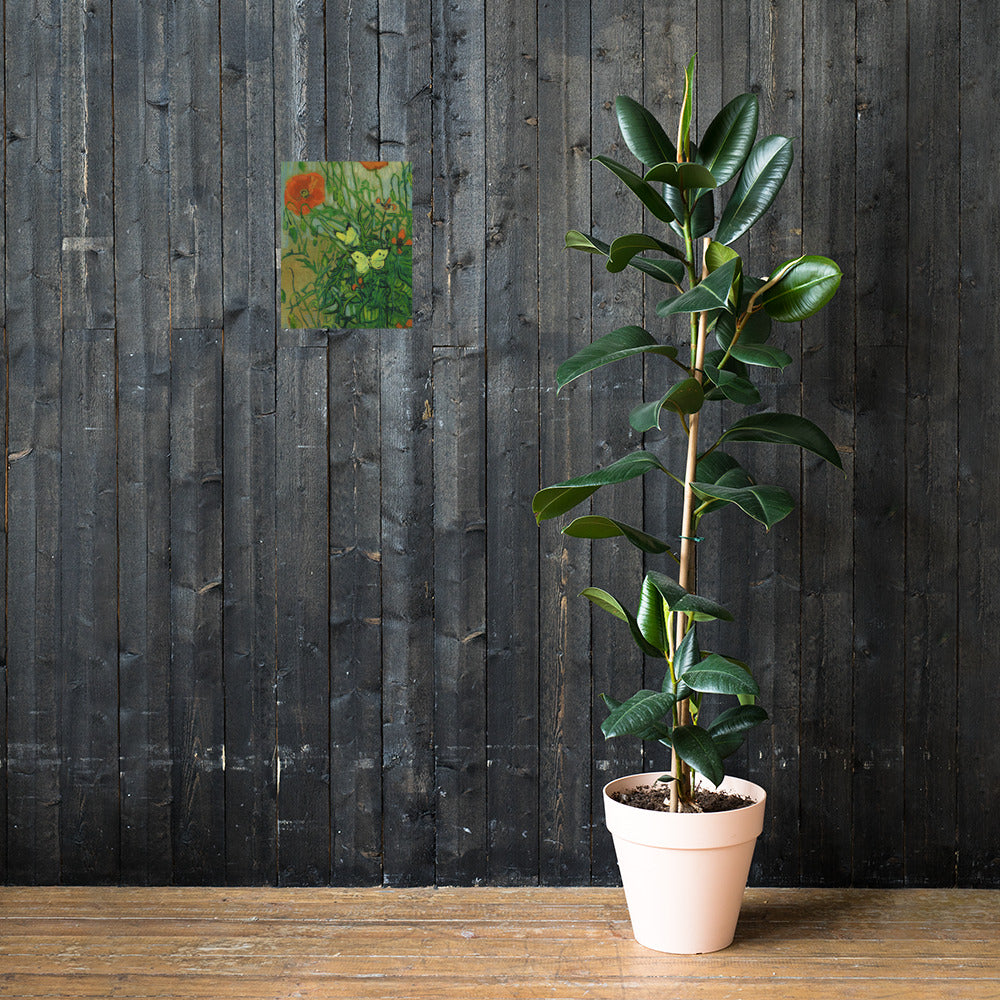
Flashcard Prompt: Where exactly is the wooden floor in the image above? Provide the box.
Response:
[0,887,997,999]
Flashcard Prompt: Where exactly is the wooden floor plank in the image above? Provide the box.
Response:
[0,888,997,999]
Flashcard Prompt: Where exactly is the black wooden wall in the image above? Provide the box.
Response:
[1,0,996,888]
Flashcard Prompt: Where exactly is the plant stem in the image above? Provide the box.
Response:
[670,238,711,812]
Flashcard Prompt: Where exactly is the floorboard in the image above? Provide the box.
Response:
[0,888,997,998]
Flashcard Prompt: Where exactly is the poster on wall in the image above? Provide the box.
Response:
[280,160,413,330]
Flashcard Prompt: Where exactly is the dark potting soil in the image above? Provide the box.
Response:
[610,783,755,813]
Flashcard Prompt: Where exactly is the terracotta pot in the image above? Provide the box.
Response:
[603,771,766,954]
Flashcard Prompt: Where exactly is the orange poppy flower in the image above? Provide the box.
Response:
[405,319,413,328]
[361,161,388,170]
[398,227,406,240]
[284,172,325,215]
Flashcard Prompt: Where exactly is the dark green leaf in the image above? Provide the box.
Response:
[583,588,664,659]
[672,624,700,699]
[671,724,725,787]
[707,703,769,738]
[637,576,670,654]
[565,229,611,255]
[678,55,696,162]
[593,156,675,224]
[556,325,678,391]
[690,481,795,529]
[533,451,667,522]
[760,255,843,321]
[627,255,686,286]
[715,307,772,350]
[615,95,676,166]
[697,93,759,185]
[645,570,735,622]
[607,233,684,272]
[689,189,716,239]
[729,344,794,369]
[695,449,745,485]
[658,258,740,316]
[712,731,745,759]
[562,515,673,555]
[629,378,705,432]
[705,240,740,273]
[644,161,717,190]
[716,135,794,245]
[702,364,761,405]
[719,412,844,469]
[602,690,675,740]
[683,654,760,696]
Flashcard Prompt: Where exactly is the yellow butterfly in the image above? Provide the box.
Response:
[350,248,390,275]
[335,226,359,246]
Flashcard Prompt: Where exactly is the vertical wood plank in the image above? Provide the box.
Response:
[58,329,118,883]
[168,0,223,329]
[537,0,593,885]
[588,0,644,885]
[170,329,225,884]
[379,0,435,887]
[485,0,540,884]
[60,0,114,329]
[740,0,804,887]
[4,0,63,885]
[430,0,488,886]
[326,0,383,889]
[220,0,278,886]
[853,0,907,887]
[957,1,1000,888]
[115,0,174,885]
[904,0,960,887]
[0,0,7,883]
[799,0,856,886]
[273,0,329,888]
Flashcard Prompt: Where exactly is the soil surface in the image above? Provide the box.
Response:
[610,783,755,813]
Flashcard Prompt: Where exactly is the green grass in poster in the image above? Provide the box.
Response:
[281,160,413,330]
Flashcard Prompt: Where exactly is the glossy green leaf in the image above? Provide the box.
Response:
[602,690,675,740]
[645,570,734,622]
[702,364,761,405]
[607,233,684,272]
[760,255,843,321]
[707,703,769,739]
[729,343,794,368]
[672,625,700,699]
[637,575,670,653]
[689,189,716,239]
[533,451,667,522]
[565,229,611,255]
[697,93,759,185]
[629,378,705,432]
[593,156,675,224]
[644,161,717,190]
[716,135,794,245]
[678,55,696,162]
[562,515,673,555]
[715,305,771,350]
[719,412,843,469]
[690,481,795,529]
[705,240,740,273]
[683,654,760,696]
[695,449,744,485]
[711,731,745,759]
[627,255,686,286]
[556,326,678,391]
[671,724,724,787]
[657,258,740,316]
[583,588,663,659]
[615,95,677,166]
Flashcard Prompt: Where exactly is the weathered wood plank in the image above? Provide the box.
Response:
[114,0,173,886]
[904,0,960,888]
[484,0,541,885]
[430,0,488,887]
[853,0,908,887]
[740,0,804,886]
[325,0,383,889]
[588,0,646,884]
[220,0,278,886]
[59,0,114,329]
[0,0,7,884]
[58,329,118,883]
[957,0,1000,889]
[169,329,225,883]
[798,0,856,887]
[537,0,593,885]
[274,338,331,886]
[4,0,64,885]
[168,0,223,328]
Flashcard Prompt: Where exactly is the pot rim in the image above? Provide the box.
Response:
[602,771,766,815]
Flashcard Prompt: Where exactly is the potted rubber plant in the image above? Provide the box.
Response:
[532,56,843,953]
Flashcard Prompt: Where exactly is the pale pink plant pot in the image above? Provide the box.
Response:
[603,772,766,954]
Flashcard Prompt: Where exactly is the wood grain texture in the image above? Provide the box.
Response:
[1,887,998,1000]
